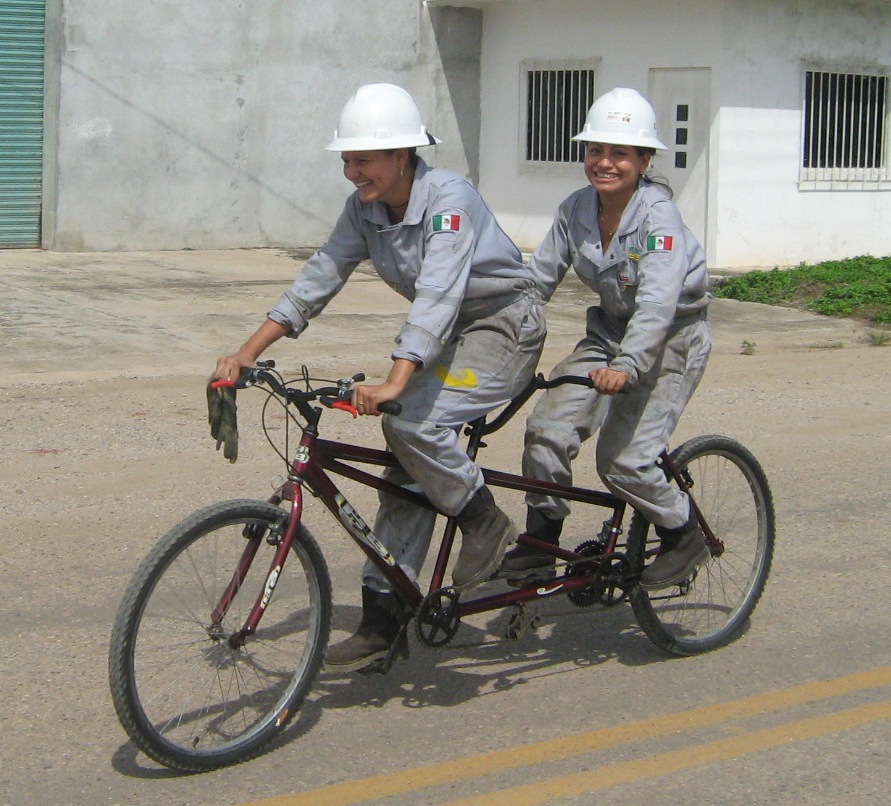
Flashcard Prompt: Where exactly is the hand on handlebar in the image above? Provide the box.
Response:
[214,350,257,384]
[589,367,629,395]
[351,381,404,417]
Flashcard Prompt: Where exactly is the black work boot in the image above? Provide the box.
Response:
[639,506,711,591]
[499,508,563,577]
[451,486,516,590]
[323,586,407,673]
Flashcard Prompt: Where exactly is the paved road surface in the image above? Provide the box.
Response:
[1,248,888,805]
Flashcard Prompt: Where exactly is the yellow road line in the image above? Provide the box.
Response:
[442,699,891,806]
[247,665,891,806]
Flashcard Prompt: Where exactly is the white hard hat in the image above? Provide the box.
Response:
[572,87,667,150]
[325,83,442,151]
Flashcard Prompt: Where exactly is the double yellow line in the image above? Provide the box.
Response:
[249,665,891,806]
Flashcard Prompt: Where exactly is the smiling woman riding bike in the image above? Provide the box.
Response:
[502,87,712,591]
[213,83,545,673]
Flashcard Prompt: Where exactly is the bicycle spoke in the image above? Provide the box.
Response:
[109,502,331,771]
[629,436,775,655]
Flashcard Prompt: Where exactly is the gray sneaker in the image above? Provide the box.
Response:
[639,523,711,591]
[452,486,516,590]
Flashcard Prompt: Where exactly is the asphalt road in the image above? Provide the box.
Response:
[1,249,888,805]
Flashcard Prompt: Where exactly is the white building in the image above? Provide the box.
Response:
[1,0,889,268]
[432,0,891,267]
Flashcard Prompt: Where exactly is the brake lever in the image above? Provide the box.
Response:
[330,400,359,418]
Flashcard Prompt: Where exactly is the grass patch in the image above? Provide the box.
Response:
[714,255,891,325]
[867,328,891,346]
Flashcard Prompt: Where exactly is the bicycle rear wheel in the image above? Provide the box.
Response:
[109,500,331,771]
[628,435,775,656]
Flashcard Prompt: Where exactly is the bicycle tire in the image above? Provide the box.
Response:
[108,499,331,771]
[627,435,775,656]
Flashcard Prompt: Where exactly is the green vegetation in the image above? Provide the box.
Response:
[867,328,891,346]
[714,255,891,325]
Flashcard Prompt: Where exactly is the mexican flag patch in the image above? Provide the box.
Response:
[433,214,461,232]
[647,235,674,251]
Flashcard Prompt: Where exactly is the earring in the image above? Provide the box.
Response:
[400,167,405,177]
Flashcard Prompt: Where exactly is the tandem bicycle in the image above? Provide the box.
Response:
[108,361,775,771]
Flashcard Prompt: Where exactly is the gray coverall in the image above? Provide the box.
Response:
[524,179,711,530]
[269,158,545,591]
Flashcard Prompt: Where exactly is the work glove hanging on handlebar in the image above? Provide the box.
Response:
[206,379,238,463]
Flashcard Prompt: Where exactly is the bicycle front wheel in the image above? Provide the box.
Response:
[109,500,331,771]
[628,435,775,656]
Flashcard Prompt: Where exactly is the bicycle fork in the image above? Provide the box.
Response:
[658,450,724,555]
[212,488,303,649]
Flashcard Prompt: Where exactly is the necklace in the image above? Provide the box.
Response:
[598,211,618,240]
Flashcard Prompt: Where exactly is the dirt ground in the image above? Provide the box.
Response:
[1,249,889,804]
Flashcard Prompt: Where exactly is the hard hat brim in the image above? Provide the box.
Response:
[324,132,442,152]
[571,129,667,150]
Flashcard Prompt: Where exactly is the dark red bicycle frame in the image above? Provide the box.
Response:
[219,373,719,642]
[277,422,661,620]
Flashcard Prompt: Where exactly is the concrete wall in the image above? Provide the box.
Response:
[41,0,482,251]
[474,0,891,268]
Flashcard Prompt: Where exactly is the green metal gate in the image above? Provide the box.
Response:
[0,0,45,247]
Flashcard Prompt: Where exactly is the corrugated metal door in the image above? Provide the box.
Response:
[0,0,45,247]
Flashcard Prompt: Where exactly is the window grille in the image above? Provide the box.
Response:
[802,70,889,184]
[524,62,597,164]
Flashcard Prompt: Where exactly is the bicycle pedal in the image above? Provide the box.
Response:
[356,658,390,676]
[505,603,543,640]
[505,568,558,588]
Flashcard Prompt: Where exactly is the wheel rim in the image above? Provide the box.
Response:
[129,516,324,759]
[636,446,772,649]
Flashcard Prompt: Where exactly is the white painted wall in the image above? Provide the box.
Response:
[477,0,721,252]
[474,0,891,268]
[711,0,891,267]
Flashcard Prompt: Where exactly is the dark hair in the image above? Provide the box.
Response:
[637,147,673,198]
[383,147,419,168]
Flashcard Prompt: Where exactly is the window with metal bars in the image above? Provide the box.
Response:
[524,63,597,164]
[802,70,889,183]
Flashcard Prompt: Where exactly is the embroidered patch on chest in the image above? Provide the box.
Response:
[433,214,461,232]
[646,235,674,251]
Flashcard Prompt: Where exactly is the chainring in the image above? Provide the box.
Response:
[415,588,461,648]
[595,552,632,605]
[566,539,608,608]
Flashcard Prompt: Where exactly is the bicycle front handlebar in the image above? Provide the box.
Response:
[213,361,402,417]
